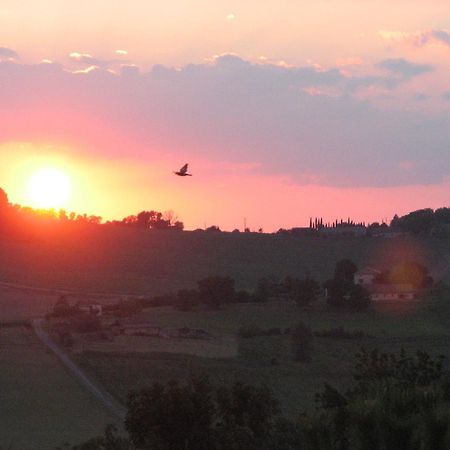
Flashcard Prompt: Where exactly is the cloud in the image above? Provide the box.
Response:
[377,58,433,80]
[0,47,18,59]
[443,91,450,101]
[413,92,428,102]
[379,29,450,48]
[0,56,448,188]
[69,51,128,69]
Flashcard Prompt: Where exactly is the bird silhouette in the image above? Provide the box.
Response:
[174,163,192,176]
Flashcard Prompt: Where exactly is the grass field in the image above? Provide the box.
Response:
[0,227,449,296]
[76,289,450,419]
[0,326,122,449]
[0,229,448,445]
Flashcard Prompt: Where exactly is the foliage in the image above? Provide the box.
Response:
[198,276,235,308]
[119,210,184,230]
[290,322,313,362]
[310,349,450,450]
[391,207,450,234]
[125,377,281,450]
[0,187,8,209]
[325,259,370,311]
[284,275,321,306]
[352,347,445,393]
[347,284,370,311]
[68,425,131,450]
[334,259,358,282]
[254,276,284,302]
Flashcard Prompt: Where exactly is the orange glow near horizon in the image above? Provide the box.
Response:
[0,142,448,231]
[27,167,72,209]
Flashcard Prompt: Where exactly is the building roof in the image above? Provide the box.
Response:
[355,267,381,276]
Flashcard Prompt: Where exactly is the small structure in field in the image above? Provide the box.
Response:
[76,301,103,316]
[110,318,161,336]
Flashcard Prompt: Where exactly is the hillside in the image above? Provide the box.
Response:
[0,226,449,297]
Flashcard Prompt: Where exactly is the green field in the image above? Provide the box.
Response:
[0,227,449,295]
[76,289,450,419]
[0,229,449,446]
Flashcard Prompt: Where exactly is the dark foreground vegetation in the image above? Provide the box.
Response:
[67,348,450,450]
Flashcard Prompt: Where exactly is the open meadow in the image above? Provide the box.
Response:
[0,229,449,445]
[0,227,449,295]
[76,287,450,419]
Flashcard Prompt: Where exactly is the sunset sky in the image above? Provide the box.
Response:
[0,0,449,230]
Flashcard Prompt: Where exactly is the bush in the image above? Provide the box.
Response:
[198,276,235,308]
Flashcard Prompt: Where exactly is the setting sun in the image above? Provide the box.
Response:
[27,168,72,209]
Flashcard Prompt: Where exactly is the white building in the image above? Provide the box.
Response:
[354,267,381,286]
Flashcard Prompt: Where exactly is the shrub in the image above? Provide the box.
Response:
[198,276,235,309]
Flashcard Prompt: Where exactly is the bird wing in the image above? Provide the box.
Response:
[180,163,188,174]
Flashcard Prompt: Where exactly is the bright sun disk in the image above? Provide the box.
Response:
[27,168,72,209]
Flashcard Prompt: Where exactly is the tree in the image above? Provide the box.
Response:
[347,284,370,311]
[324,278,349,308]
[126,377,216,450]
[310,349,450,450]
[216,382,280,437]
[334,259,358,283]
[285,276,321,306]
[198,276,235,308]
[125,378,281,450]
[69,425,131,450]
[0,187,9,209]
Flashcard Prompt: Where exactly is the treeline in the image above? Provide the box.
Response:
[390,207,450,235]
[68,349,450,450]
[0,187,184,235]
[128,259,371,313]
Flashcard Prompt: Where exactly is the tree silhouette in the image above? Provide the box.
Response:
[198,276,235,308]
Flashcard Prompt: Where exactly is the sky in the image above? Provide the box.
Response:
[0,0,449,231]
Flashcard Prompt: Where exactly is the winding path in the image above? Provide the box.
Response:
[32,319,127,421]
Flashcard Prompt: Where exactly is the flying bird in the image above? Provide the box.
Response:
[174,163,192,177]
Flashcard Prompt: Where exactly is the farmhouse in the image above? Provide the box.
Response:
[354,267,381,286]
[319,226,367,237]
[368,284,415,302]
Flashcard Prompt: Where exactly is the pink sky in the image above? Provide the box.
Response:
[0,1,449,230]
